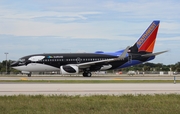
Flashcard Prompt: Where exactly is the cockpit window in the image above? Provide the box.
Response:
[19,58,25,62]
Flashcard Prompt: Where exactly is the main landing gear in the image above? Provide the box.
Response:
[83,71,92,77]
[27,72,32,77]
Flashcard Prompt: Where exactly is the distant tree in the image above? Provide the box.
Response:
[162,66,170,71]
[120,62,180,72]
[0,60,20,73]
[144,63,156,67]
[143,66,150,71]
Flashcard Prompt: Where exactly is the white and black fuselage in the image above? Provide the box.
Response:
[11,50,155,77]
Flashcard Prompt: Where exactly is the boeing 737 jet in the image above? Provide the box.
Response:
[11,20,167,77]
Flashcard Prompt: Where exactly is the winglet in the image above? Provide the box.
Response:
[117,46,130,60]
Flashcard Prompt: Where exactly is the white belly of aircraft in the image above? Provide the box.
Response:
[13,63,59,72]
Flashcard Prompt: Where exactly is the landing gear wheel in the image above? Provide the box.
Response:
[83,72,92,77]
[83,72,86,77]
[87,72,92,77]
[27,73,31,77]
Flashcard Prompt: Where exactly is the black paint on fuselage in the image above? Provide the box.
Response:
[12,52,151,72]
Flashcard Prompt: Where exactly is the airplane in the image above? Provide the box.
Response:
[11,20,167,77]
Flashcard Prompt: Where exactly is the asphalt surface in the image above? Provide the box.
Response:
[0,75,179,96]
[0,75,180,80]
[0,83,179,96]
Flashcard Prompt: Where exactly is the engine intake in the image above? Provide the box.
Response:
[60,65,79,74]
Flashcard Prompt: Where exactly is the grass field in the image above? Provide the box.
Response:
[0,94,180,114]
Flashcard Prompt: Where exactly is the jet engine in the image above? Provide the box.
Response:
[60,65,79,74]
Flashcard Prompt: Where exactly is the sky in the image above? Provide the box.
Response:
[0,0,180,65]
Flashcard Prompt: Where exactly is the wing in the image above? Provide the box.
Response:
[77,46,130,68]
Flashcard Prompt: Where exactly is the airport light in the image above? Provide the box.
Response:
[4,52,8,74]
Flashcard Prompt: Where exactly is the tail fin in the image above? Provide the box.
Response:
[129,20,160,53]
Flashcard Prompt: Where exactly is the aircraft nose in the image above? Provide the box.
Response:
[11,61,19,67]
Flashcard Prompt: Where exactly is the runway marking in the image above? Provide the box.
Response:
[20,78,28,80]
[113,78,122,80]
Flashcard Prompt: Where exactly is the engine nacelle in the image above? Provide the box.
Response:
[100,64,112,70]
[60,65,79,75]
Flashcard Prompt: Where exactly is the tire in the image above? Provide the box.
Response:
[87,72,92,77]
[83,72,87,77]
[27,74,31,77]
[83,72,92,77]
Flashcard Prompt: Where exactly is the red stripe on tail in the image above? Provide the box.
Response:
[138,25,159,52]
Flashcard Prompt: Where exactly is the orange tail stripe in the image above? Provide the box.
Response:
[139,25,159,52]
[146,40,156,52]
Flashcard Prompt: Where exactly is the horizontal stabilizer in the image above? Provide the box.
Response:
[141,50,168,57]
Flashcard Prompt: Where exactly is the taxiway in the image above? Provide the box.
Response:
[0,83,179,96]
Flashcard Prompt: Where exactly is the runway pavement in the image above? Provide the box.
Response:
[0,75,179,96]
[0,75,179,80]
[0,83,180,96]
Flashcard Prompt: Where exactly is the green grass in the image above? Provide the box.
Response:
[0,80,179,83]
[0,94,180,114]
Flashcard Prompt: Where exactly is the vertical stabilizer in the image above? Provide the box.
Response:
[129,20,160,53]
